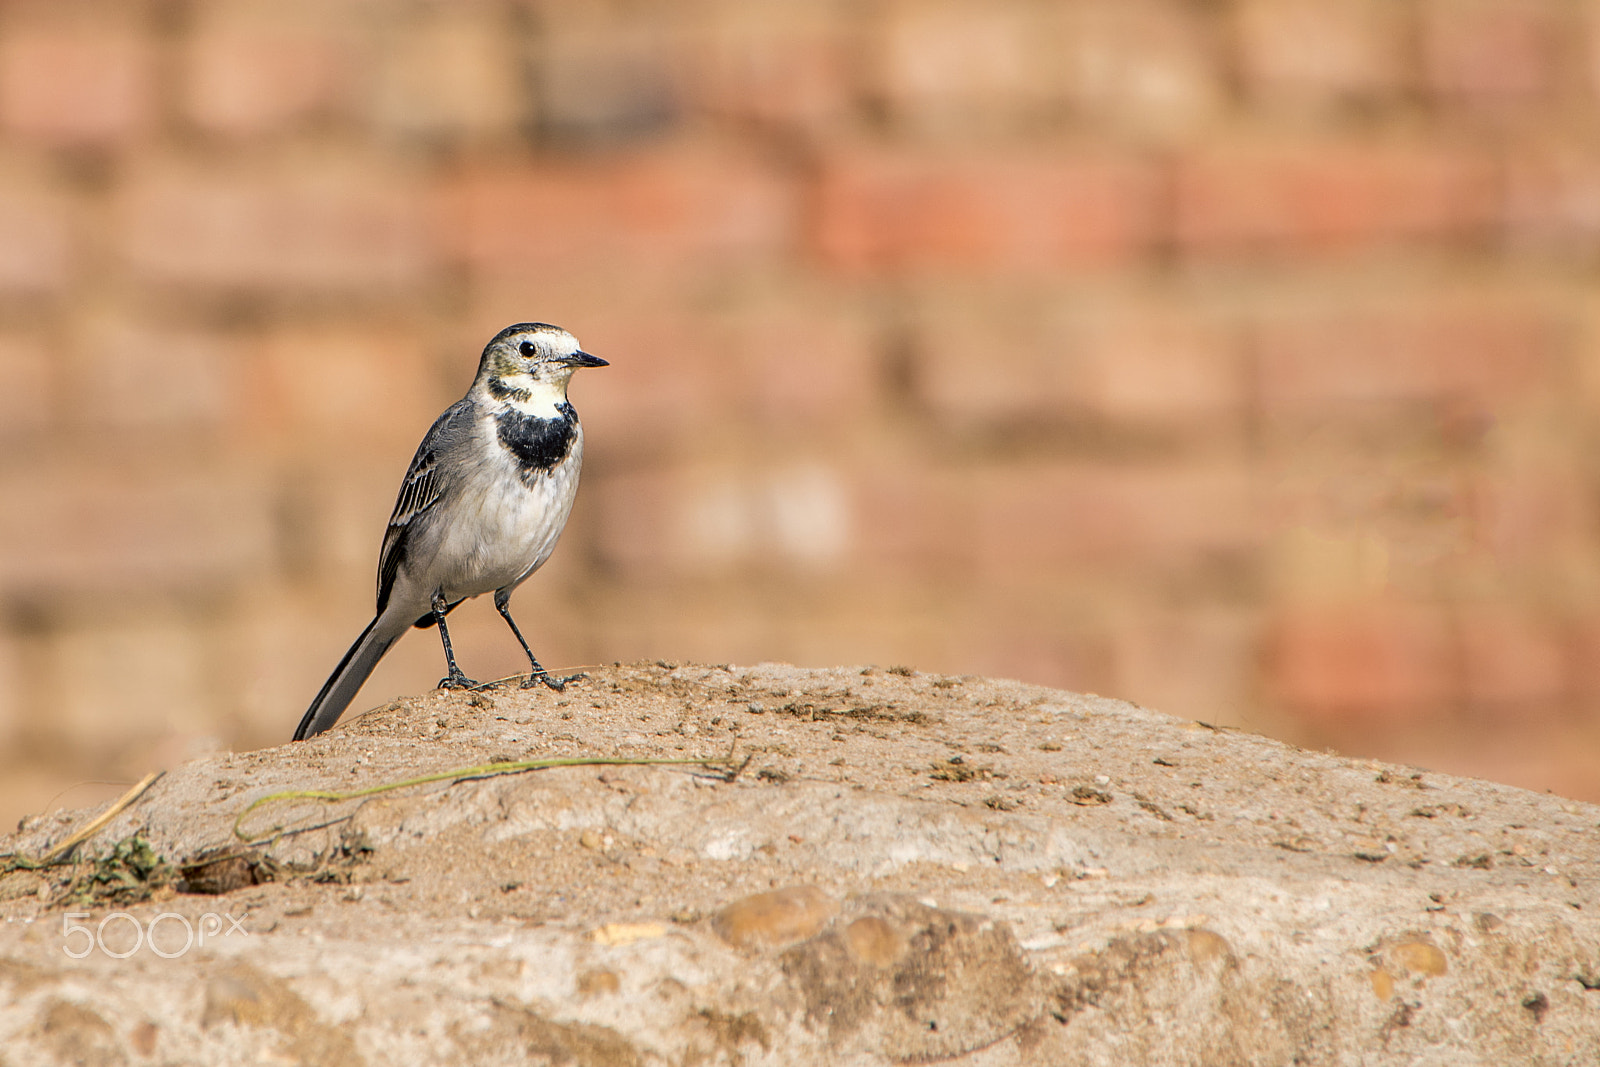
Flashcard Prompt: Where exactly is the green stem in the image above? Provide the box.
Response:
[233,755,729,843]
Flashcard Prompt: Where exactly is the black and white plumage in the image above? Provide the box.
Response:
[294,323,608,740]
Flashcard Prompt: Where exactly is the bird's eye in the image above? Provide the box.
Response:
[518,341,537,358]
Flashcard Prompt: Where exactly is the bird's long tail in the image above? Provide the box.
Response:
[293,613,407,740]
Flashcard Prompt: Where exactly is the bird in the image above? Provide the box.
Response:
[294,322,608,740]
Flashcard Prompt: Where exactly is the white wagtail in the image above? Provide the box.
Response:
[294,323,608,740]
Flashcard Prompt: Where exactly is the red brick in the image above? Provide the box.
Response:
[0,168,76,294]
[1409,726,1600,803]
[0,632,18,751]
[1077,312,1244,424]
[528,14,678,142]
[1255,302,1555,418]
[1571,616,1600,708]
[371,6,520,139]
[242,326,445,454]
[119,158,431,291]
[716,295,881,424]
[873,0,1055,130]
[0,334,53,438]
[438,145,795,278]
[0,458,276,600]
[1175,140,1497,258]
[1584,299,1600,413]
[910,292,1056,419]
[956,600,1115,696]
[757,592,955,679]
[972,462,1260,577]
[0,21,155,145]
[182,11,354,135]
[1110,608,1258,723]
[1434,729,1600,803]
[683,8,852,127]
[851,462,979,574]
[1234,0,1407,108]
[1504,143,1600,255]
[43,614,214,757]
[760,462,854,569]
[69,317,237,432]
[1590,3,1600,104]
[1420,0,1560,106]
[1458,607,1569,716]
[220,589,358,745]
[815,146,1159,274]
[286,459,410,585]
[1057,1,1223,134]
[914,293,1242,425]
[1266,525,1399,605]
[587,466,680,573]
[732,328,878,425]
[1467,462,1598,571]
[589,461,853,574]
[1265,603,1457,725]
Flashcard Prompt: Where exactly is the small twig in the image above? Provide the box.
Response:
[43,771,166,864]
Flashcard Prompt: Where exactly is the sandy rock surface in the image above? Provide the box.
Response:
[2,662,1598,1065]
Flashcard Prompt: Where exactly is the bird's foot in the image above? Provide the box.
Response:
[438,672,479,690]
[520,670,585,691]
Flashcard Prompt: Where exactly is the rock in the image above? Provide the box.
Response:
[1,662,1598,1064]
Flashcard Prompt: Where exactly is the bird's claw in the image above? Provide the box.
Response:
[439,673,479,690]
[521,670,584,691]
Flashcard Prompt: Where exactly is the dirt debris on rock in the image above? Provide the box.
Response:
[2,661,1598,1065]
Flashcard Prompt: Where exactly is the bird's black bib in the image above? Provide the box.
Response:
[495,402,577,477]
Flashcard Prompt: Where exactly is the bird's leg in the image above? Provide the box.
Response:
[432,591,478,689]
[494,588,582,691]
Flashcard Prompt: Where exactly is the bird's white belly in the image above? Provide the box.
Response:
[434,451,581,600]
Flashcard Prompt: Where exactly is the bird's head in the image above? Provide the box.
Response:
[477,322,608,408]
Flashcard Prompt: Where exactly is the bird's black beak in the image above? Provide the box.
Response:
[560,351,608,368]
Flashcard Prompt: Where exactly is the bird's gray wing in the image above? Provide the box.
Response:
[376,400,475,616]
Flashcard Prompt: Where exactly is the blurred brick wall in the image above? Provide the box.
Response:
[4,0,1600,823]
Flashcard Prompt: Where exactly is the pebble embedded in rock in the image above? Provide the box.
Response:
[1392,940,1447,977]
[1370,968,1396,999]
[590,922,666,947]
[576,969,621,997]
[710,885,838,951]
[843,916,906,968]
